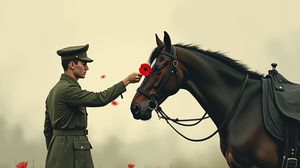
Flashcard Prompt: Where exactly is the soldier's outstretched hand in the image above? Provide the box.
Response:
[122,72,142,86]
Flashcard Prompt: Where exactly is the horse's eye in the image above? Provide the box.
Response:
[153,65,163,74]
[156,68,162,74]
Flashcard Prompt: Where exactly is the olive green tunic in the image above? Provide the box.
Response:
[44,74,126,168]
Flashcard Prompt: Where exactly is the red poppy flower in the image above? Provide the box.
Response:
[16,161,27,168]
[139,63,152,76]
[111,100,118,106]
[100,75,106,79]
[128,162,135,168]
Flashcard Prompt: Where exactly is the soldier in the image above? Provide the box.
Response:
[44,44,142,168]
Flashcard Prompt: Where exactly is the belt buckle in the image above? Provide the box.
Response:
[286,157,298,168]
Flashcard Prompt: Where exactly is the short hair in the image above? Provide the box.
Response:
[61,59,79,71]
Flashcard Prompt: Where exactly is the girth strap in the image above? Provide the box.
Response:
[281,118,299,168]
[53,129,88,136]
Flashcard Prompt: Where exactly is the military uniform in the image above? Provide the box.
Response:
[44,44,126,168]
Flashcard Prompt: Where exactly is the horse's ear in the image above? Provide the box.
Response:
[163,31,172,51]
[155,34,164,47]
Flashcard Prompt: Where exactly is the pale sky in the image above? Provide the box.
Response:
[1,0,300,167]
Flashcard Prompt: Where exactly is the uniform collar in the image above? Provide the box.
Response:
[60,74,80,86]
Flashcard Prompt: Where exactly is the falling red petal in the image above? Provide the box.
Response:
[111,101,118,106]
[100,75,106,79]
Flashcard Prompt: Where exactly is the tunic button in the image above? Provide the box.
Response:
[81,146,83,149]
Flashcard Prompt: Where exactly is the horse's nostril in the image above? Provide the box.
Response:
[131,104,141,115]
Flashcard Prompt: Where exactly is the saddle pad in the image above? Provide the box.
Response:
[262,71,300,142]
[272,74,300,121]
[262,78,285,141]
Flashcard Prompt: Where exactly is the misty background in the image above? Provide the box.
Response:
[1,0,300,167]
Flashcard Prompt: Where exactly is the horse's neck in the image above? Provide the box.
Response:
[181,51,253,127]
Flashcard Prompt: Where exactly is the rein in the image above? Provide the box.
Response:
[156,74,249,142]
[137,45,249,142]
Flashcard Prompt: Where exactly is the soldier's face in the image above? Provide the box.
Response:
[73,60,89,79]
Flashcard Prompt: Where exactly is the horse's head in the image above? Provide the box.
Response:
[130,32,185,120]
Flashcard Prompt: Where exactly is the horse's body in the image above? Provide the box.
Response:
[130,32,284,167]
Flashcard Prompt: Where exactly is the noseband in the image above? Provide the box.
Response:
[136,45,249,142]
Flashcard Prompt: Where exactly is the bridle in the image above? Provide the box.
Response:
[137,45,180,110]
[136,45,249,142]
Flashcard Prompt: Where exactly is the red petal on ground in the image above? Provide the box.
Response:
[16,161,28,168]
[128,162,135,168]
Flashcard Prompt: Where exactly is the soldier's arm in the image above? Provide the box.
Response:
[43,107,53,149]
[64,81,126,107]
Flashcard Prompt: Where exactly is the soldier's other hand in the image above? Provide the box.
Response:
[123,72,142,86]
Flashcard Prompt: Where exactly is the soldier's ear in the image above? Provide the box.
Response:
[69,61,75,70]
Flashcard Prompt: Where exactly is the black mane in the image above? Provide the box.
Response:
[149,44,264,79]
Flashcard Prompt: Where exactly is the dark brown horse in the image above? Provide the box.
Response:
[130,32,286,168]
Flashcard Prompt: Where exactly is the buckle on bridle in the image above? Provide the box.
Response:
[147,97,158,110]
[173,60,178,67]
[286,157,298,168]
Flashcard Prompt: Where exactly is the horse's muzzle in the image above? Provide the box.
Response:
[130,103,152,120]
[131,103,141,119]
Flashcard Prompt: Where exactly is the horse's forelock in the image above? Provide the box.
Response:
[149,46,164,64]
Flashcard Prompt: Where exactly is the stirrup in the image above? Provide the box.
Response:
[285,157,298,168]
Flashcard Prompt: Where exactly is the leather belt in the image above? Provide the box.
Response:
[53,129,88,136]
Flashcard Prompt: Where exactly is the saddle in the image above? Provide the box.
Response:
[262,63,300,168]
